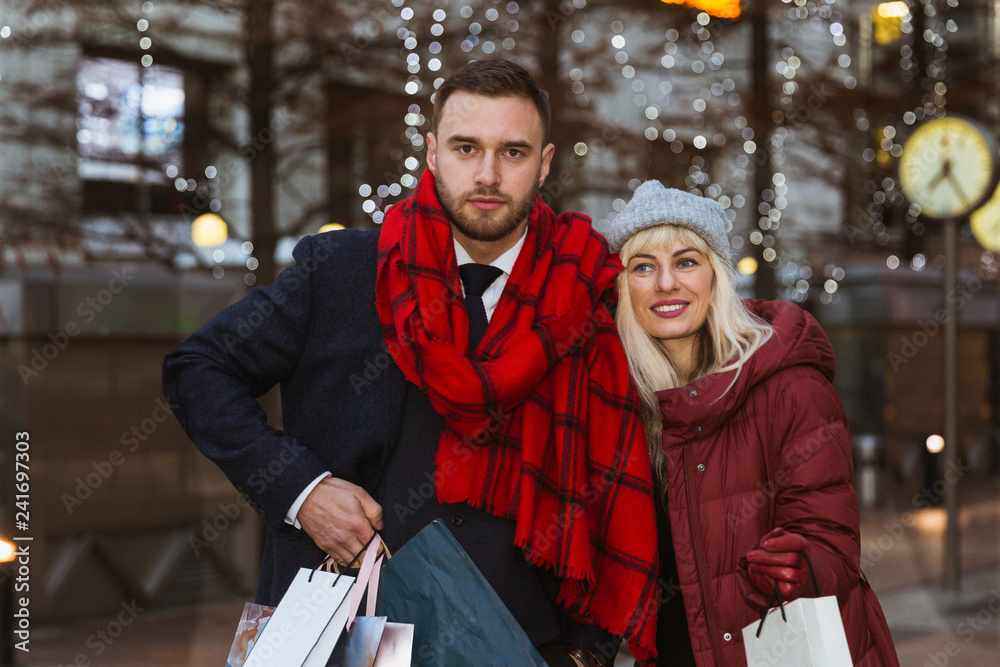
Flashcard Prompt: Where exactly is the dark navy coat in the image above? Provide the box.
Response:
[162,230,618,661]
[164,231,406,599]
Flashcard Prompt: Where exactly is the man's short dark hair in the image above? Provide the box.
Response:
[432,59,551,142]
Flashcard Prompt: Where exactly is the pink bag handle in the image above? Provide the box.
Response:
[367,555,381,616]
[345,533,384,630]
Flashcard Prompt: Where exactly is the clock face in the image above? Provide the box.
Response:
[899,116,998,220]
[971,183,1000,252]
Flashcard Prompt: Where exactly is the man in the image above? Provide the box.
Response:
[163,59,657,666]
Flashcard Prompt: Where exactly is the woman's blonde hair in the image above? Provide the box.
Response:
[615,224,773,487]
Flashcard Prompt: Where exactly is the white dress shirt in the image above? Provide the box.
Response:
[452,230,526,320]
[285,230,528,529]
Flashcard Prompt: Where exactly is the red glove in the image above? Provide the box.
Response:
[744,527,811,600]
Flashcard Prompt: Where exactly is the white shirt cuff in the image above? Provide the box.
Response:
[285,472,332,529]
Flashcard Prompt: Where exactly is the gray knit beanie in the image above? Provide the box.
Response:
[606,180,731,264]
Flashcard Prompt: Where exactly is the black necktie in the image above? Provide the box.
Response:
[459,263,504,351]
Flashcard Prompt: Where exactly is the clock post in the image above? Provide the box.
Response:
[899,114,999,594]
[942,215,959,593]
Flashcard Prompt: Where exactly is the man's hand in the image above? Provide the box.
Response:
[297,477,384,566]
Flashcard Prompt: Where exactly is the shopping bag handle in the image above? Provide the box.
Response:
[311,533,392,577]
[345,533,384,630]
[307,532,393,630]
[753,551,820,638]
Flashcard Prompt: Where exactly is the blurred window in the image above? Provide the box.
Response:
[77,56,185,184]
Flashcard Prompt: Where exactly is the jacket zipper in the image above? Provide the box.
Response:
[682,447,726,663]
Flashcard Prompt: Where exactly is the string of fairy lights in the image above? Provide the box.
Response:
[138,0,157,208]
[355,0,422,226]
[356,1,524,227]
[145,1,254,282]
[7,1,982,294]
[138,3,154,68]
[763,0,854,304]
[354,0,973,302]
[861,0,959,278]
[586,1,853,304]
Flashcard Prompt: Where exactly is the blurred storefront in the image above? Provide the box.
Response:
[819,260,1000,505]
[0,262,262,622]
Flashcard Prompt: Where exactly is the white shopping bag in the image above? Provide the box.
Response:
[741,595,853,667]
[243,566,354,667]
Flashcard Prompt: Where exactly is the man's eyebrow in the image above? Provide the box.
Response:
[497,140,534,151]
[446,134,481,146]
[444,135,535,151]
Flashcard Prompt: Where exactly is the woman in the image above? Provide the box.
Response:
[606,181,898,666]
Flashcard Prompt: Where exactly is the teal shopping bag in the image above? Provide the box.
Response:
[373,520,547,667]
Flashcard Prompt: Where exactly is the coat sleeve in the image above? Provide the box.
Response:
[751,367,861,604]
[162,234,332,531]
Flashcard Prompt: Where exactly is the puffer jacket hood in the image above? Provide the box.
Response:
[658,298,835,437]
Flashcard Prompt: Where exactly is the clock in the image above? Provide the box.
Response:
[898,115,999,220]
[971,183,1000,252]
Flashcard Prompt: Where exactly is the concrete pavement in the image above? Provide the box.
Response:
[17,478,1000,666]
[854,477,1000,667]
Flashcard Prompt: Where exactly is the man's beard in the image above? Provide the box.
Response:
[436,176,540,243]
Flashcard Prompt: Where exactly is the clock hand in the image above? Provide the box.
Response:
[945,171,970,208]
[925,161,948,193]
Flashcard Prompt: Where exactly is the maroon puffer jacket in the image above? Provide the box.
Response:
[653,299,898,666]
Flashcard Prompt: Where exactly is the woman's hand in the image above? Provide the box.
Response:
[744,527,811,600]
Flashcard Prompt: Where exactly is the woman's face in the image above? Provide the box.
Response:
[625,237,715,347]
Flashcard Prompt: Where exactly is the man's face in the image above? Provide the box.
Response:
[427,91,554,243]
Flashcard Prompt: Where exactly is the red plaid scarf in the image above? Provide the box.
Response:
[375,171,658,660]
